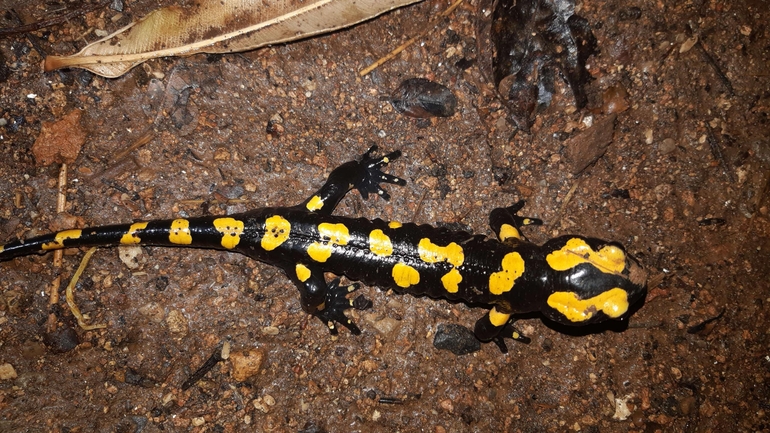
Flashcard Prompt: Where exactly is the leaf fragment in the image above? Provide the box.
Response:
[45,0,422,78]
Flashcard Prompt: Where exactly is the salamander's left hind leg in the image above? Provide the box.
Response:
[489,200,543,244]
[298,146,407,215]
[473,308,531,353]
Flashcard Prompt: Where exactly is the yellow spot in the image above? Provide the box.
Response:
[498,223,520,241]
[546,238,626,275]
[120,222,148,245]
[0,245,4,253]
[417,238,464,267]
[306,195,324,211]
[261,215,291,251]
[488,307,511,327]
[488,252,525,295]
[392,262,420,288]
[308,223,350,263]
[213,218,244,249]
[547,288,630,322]
[388,221,402,229]
[441,268,462,293]
[42,229,82,250]
[169,219,192,245]
[369,229,393,257]
[295,263,311,282]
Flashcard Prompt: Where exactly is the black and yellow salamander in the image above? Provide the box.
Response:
[0,147,647,350]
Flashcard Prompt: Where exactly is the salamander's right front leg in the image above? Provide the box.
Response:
[291,263,371,335]
[489,200,543,245]
[298,146,407,215]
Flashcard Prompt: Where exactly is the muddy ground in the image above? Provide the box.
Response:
[0,0,768,432]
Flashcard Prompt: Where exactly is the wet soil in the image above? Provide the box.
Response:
[0,0,768,432]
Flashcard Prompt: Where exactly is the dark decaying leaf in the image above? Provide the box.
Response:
[390,78,458,118]
[481,0,597,130]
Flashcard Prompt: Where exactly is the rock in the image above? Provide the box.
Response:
[32,110,87,166]
[565,114,617,174]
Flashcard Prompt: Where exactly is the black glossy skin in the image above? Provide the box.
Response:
[0,148,647,350]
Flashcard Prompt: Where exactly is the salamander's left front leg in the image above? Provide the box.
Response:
[474,307,531,353]
[298,146,407,215]
[318,278,372,335]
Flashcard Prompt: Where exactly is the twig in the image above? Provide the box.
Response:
[359,0,465,76]
[65,247,107,330]
[182,341,230,390]
[548,178,582,230]
[704,122,735,183]
[695,40,734,96]
[50,163,68,304]
[0,1,111,37]
[111,130,155,163]
[87,131,155,184]
[411,189,429,223]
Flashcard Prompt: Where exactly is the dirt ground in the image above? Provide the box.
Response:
[0,0,768,432]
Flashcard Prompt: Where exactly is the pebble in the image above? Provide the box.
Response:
[165,309,189,336]
[659,138,677,154]
[230,349,265,382]
[31,110,87,166]
[432,323,480,355]
[0,363,17,380]
[390,78,457,118]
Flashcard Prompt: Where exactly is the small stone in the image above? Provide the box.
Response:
[166,309,189,336]
[213,147,231,161]
[230,349,265,382]
[602,85,629,115]
[565,114,618,174]
[44,326,79,353]
[439,398,454,412]
[679,395,697,415]
[659,138,677,155]
[433,323,480,355]
[118,245,143,269]
[32,110,87,166]
[0,363,17,380]
[390,78,457,118]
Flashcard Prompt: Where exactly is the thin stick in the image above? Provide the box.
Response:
[359,0,465,76]
[49,163,68,304]
[548,178,581,230]
[65,247,107,330]
[705,122,735,183]
[111,130,155,163]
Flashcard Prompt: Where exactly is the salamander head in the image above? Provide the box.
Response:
[538,236,647,326]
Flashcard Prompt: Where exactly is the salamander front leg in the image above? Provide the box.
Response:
[489,200,543,244]
[299,146,407,215]
[319,278,372,335]
[292,263,371,335]
[474,307,531,353]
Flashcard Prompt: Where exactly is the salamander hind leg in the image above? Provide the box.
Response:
[473,307,531,353]
[489,200,543,244]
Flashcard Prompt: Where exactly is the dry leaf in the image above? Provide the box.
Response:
[45,0,422,78]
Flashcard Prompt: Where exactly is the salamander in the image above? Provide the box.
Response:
[0,147,647,350]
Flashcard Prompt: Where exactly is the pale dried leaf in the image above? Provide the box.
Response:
[45,0,422,78]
